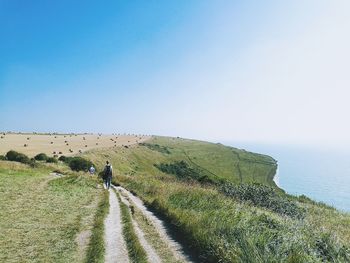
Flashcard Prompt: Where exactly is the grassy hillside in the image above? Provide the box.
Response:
[84,136,350,262]
[0,161,103,262]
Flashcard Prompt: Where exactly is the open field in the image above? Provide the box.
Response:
[0,133,150,157]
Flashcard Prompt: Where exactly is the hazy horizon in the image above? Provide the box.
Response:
[1,1,350,148]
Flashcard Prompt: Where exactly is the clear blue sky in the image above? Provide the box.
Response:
[1,1,350,147]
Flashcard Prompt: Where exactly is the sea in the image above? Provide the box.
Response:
[225,142,350,213]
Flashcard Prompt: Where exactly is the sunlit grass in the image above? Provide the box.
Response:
[0,161,101,263]
[83,136,350,262]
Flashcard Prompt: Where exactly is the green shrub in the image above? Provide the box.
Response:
[140,143,171,154]
[58,155,67,162]
[34,153,49,161]
[69,157,93,172]
[315,232,350,262]
[155,161,214,184]
[58,155,73,163]
[46,157,58,163]
[5,150,31,164]
[221,183,305,219]
[0,155,7,160]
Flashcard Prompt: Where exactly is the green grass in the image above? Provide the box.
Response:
[131,206,182,263]
[116,191,148,263]
[83,136,350,262]
[0,160,101,263]
[84,190,109,263]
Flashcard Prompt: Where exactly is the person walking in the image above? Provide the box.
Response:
[103,161,113,189]
[89,165,95,176]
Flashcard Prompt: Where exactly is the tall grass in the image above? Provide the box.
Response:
[84,136,350,263]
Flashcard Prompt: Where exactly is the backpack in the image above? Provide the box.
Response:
[105,165,111,177]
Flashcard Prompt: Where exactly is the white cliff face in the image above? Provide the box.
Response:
[273,167,280,187]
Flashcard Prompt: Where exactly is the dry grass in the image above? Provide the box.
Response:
[0,161,101,262]
[0,133,150,158]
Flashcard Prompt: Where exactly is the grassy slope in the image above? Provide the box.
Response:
[84,136,350,262]
[0,161,102,263]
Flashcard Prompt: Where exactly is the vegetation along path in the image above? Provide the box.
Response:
[103,184,192,263]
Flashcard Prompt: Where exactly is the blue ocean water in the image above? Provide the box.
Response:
[225,143,350,212]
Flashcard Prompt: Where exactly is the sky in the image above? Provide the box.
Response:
[1,0,350,148]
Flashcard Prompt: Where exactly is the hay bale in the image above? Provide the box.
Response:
[24,144,28,147]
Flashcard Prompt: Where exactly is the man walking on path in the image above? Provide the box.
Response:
[103,161,113,189]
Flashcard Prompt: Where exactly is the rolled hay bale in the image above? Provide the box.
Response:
[78,150,82,153]
[85,145,87,147]
[24,144,28,147]
[58,151,63,154]
[66,143,69,146]
[69,149,73,153]
[50,142,53,144]
[27,137,30,140]
[96,143,98,145]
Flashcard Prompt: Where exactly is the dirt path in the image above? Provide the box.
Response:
[118,190,162,263]
[104,189,129,263]
[115,186,193,263]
